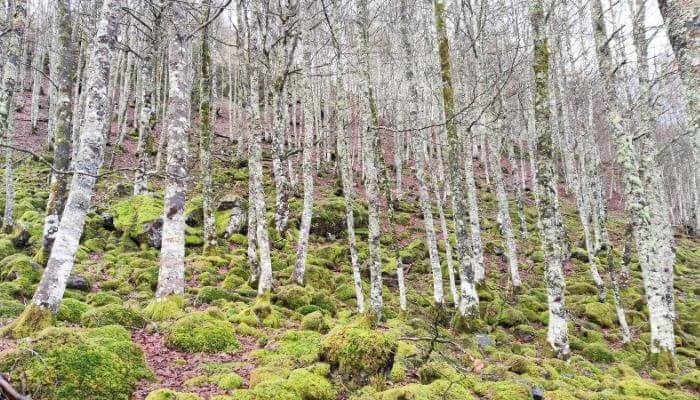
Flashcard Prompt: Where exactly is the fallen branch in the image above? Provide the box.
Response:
[0,374,29,400]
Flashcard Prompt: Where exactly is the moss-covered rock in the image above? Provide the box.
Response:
[0,325,151,400]
[112,195,164,247]
[584,302,616,328]
[371,379,474,400]
[321,321,397,386]
[57,298,92,323]
[0,253,42,287]
[616,377,667,399]
[143,295,184,321]
[275,284,312,310]
[145,389,204,400]
[165,311,239,353]
[474,381,531,400]
[301,311,330,333]
[212,372,244,390]
[287,368,336,400]
[581,342,615,362]
[87,292,124,306]
[309,197,367,238]
[81,304,146,329]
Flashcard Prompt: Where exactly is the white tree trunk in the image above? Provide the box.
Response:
[32,0,119,312]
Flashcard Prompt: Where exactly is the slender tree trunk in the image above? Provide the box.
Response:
[531,0,569,358]
[656,0,700,233]
[155,2,191,300]
[356,0,385,317]
[292,50,315,285]
[433,0,479,316]
[30,0,119,314]
[39,0,73,265]
[0,0,25,234]
[591,0,676,360]
[199,0,217,253]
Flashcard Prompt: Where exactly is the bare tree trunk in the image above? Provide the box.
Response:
[0,0,25,233]
[199,0,217,253]
[155,2,191,300]
[291,43,315,285]
[39,0,73,265]
[591,0,675,361]
[531,0,569,358]
[28,0,119,319]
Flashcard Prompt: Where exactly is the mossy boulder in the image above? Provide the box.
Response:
[57,298,92,323]
[165,311,239,353]
[274,284,312,310]
[309,197,367,238]
[616,377,667,399]
[301,311,330,333]
[0,325,151,400]
[112,195,164,247]
[372,379,474,400]
[474,381,531,400]
[584,302,616,328]
[145,389,204,400]
[143,295,184,321]
[81,304,146,329]
[581,342,615,362]
[0,253,42,287]
[321,322,397,386]
[287,368,336,400]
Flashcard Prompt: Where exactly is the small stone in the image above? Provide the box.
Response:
[532,386,544,400]
[476,334,493,348]
[67,274,91,292]
[100,212,115,230]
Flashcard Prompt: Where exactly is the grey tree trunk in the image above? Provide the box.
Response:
[40,0,73,264]
[31,0,119,312]
[531,0,569,358]
[155,2,192,300]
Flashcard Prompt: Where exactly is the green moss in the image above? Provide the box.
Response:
[321,322,398,386]
[679,370,700,390]
[81,304,146,329]
[251,380,302,400]
[0,299,24,317]
[474,381,530,400]
[616,377,667,399]
[87,292,124,306]
[165,311,239,353]
[112,195,163,236]
[2,303,54,338]
[0,239,15,260]
[0,254,42,287]
[0,326,151,400]
[249,366,291,388]
[581,342,615,362]
[57,298,92,323]
[196,286,232,304]
[143,295,184,321]
[287,368,336,400]
[418,361,461,384]
[496,308,527,327]
[584,302,616,328]
[212,372,244,390]
[145,389,204,400]
[372,379,474,400]
[301,311,330,333]
[275,284,312,310]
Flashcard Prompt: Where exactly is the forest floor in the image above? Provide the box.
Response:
[0,89,698,400]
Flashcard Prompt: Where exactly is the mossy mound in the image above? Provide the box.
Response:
[274,284,312,310]
[0,253,42,288]
[145,389,204,400]
[81,304,146,329]
[165,311,239,353]
[143,295,184,320]
[0,325,151,400]
[112,195,163,247]
[57,298,92,323]
[369,379,473,400]
[584,302,616,328]
[301,311,330,333]
[321,321,398,386]
[309,197,367,238]
[287,368,336,400]
[474,381,531,400]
